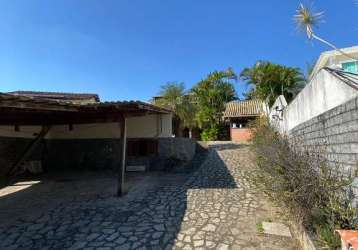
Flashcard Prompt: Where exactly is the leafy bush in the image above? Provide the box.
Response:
[201,125,219,141]
[250,117,358,249]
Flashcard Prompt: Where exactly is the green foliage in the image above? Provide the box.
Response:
[200,125,219,141]
[192,68,237,131]
[154,82,185,112]
[176,94,198,130]
[256,222,264,234]
[250,117,358,249]
[240,61,305,105]
[154,69,237,140]
[154,82,198,136]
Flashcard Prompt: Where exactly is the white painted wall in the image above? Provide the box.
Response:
[311,46,358,77]
[283,69,358,132]
[268,95,287,134]
[0,126,41,138]
[48,123,121,139]
[127,114,172,138]
[0,113,173,139]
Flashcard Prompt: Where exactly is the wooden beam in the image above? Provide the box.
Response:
[7,125,52,176]
[117,115,127,196]
[0,100,78,112]
[0,109,151,125]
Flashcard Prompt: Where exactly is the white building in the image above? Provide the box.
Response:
[310,46,358,78]
[270,46,358,133]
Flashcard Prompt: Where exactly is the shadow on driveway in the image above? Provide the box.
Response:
[0,144,238,249]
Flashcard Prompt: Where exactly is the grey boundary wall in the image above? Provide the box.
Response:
[289,95,358,170]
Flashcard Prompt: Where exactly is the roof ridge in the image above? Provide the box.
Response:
[8,90,99,96]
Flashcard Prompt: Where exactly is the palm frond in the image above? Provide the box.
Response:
[294,3,324,39]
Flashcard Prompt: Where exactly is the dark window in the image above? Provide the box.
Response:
[127,139,158,157]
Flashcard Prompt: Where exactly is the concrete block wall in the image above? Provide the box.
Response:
[150,138,197,170]
[0,136,198,175]
[283,69,358,131]
[158,138,197,162]
[289,95,358,169]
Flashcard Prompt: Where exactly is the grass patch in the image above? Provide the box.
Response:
[256,222,264,234]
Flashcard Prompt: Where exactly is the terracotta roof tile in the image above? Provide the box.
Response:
[8,91,100,102]
[223,99,264,118]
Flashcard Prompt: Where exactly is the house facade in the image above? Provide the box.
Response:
[310,46,358,78]
[223,99,267,142]
[0,91,197,195]
[269,47,358,175]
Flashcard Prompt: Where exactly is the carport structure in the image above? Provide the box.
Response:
[0,93,171,196]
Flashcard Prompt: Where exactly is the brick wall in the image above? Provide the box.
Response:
[230,128,252,142]
[289,96,358,169]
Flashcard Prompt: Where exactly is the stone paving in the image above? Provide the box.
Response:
[0,142,298,249]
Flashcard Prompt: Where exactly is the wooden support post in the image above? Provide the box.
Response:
[117,115,127,196]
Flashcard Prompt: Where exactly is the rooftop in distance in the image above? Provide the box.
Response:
[7,91,100,105]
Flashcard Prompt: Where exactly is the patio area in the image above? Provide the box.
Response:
[0,143,298,250]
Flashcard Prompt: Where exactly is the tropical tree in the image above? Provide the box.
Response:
[176,95,197,138]
[153,82,198,138]
[154,82,185,111]
[153,82,186,136]
[192,68,237,140]
[294,3,357,61]
[240,61,305,106]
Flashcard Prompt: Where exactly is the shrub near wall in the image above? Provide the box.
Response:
[250,117,358,249]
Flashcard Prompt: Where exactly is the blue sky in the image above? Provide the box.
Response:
[0,1,356,101]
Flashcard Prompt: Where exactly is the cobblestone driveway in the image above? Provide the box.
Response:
[0,143,297,249]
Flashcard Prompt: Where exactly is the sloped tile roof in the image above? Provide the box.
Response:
[223,99,264,118]
[8,91,100,102]
[0,92,171,114]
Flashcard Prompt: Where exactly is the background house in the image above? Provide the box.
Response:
[223,99,267,142]
[0,91,200,195]
[0,91,203,195]
[269,47,358,178]
[310,46,358,77]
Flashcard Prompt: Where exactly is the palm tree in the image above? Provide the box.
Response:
[240,61,305,106]
[294,3,357,60]
[153,82,186,136]
[192,69,237,127]
[154,82,185,111]
[177,95,197,138]
[153,82,199,138]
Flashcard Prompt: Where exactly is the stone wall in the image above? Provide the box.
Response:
[0,136,198,175]
[0,137,33,175]
[158,138,197,162]
[0,137,122,175]
[43,139,122,171]
[149,138,198,171]
[289,95,358,170]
